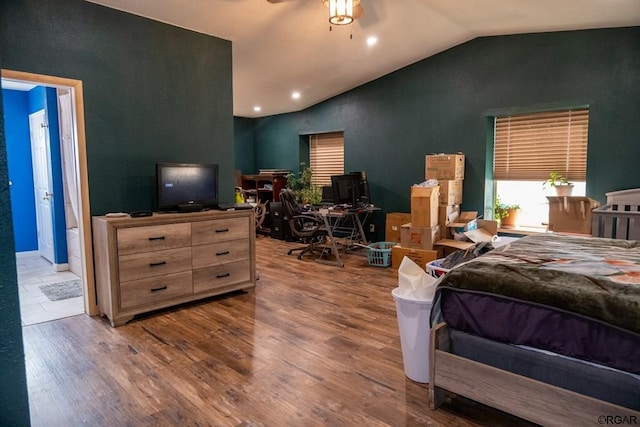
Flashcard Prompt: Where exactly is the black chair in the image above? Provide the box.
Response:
[279,188,330,260]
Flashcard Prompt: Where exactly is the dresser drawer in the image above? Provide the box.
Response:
[120,271,192,309]
[117,223,191,255]
[118,247,192,282]
[192,240,250,268]
[193,259,251,293]
[191,217,249,245]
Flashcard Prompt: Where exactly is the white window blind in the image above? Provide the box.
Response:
[494,109,589,181]
[310,132,344,186]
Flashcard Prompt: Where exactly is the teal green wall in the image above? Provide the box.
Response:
[241,27,640,216]
[234,117,255,174]
[1,0,234,214]
[0,0,233,423]
[0,88,30,427]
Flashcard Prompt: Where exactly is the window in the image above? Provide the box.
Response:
[493,108,589,228]
[309,132,344,186]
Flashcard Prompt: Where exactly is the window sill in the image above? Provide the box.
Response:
[498,226,547,236]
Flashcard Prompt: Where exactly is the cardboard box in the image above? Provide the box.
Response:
[436,214,499,251]
[438,205,461,226]
[410,185,439,227]
[391,245,442,271]
[385,212,412,243]
[547,196,600,235]
[400,223,440,250]
[425,154,465,180]
[438,180,463,205]
[447,211,479,230]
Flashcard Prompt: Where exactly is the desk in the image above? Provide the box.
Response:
[312,206,380,267]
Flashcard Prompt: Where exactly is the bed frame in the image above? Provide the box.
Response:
[429,323,640,426]
[429,189,640,425]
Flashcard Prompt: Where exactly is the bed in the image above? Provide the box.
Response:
[428,232,640,426]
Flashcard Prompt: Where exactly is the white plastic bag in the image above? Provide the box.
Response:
[397,256,437,301]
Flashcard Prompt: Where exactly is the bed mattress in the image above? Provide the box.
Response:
[431,233,640,374]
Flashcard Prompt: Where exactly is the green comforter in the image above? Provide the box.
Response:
[438,233,640,333]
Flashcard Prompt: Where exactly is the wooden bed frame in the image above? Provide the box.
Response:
[429,323,640,426]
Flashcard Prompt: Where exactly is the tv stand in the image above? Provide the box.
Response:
[92,210,256,327]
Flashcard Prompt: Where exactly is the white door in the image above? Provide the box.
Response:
[29,110,55,263]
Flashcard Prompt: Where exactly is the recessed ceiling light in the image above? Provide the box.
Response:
[253,106,261,112]
[366,36,377,47]
[292,91,301,100]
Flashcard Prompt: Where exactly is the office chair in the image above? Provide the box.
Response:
[279,188,330,260]
[254,200,267,232]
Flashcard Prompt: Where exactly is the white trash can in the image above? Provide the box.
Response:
[391,287,433,383]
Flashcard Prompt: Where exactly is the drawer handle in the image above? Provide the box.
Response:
[148,236,166,241]
[216,272,230,279]
[215,228,229,233]
[150,286,168,292]
[149,261,167,267]
[216,251,230,256]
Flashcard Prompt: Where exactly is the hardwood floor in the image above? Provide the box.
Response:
[23,235,533,426]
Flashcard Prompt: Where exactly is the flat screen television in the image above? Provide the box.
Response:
[156,162,219,212]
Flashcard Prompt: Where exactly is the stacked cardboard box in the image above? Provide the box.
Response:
[426,153,464,239]
[390,153,469,270]
[391,185,443,269]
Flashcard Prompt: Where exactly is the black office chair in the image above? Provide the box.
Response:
[279,188,330,260]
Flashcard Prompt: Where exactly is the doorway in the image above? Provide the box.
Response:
[28,109,55,263]
[1,69,97,324]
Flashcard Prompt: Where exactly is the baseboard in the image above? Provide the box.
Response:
[53,262,70,272]
[15,250,39,259]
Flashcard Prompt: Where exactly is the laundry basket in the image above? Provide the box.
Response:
[426,258,451,278]
[366,241,395,267]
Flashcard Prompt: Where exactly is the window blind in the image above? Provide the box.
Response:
[494,109,589,181]
[310,132,344,186]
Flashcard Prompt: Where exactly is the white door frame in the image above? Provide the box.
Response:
[2,69,97,316]
[28,109,56,264]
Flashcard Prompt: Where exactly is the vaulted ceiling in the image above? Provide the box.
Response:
[86,0,640,118]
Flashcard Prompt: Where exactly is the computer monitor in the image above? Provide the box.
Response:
[321,185,334,203]
[331,172,370,207]
[350,171,370,205]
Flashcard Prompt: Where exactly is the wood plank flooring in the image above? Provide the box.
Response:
[22,235,534,426]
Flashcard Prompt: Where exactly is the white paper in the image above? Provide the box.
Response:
[397,256,437,301]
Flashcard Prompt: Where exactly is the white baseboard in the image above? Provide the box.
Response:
[53,263,70,272]
[15,250,39,259]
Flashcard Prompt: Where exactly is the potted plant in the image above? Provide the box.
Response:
[286,162,322,205]
[543,171,574,197]
[494,196,521,228]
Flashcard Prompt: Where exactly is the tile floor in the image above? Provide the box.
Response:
[16,251,85,326]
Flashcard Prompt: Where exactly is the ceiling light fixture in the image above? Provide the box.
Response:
[323,0,359,26]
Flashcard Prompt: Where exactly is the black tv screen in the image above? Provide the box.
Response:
[156,162,219,211]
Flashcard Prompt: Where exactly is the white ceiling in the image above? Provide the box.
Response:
[75,1,640,118]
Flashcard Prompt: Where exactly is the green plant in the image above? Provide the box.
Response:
[543,171,573,189]
[286,162,322,205]
[494,196,521,220]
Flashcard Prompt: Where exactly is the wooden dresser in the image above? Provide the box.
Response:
[92,210,256,326]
